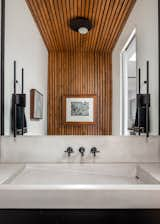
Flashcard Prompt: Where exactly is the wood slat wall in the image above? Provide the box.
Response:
[48,51,112,135]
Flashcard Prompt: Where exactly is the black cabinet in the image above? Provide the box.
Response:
[0,210,160,224]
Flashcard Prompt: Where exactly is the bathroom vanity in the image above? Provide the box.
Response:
[0,163,160,223]
[1,163,160,208]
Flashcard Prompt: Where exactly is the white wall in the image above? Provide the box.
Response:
[112,0,159,135]
[1,136,160,163]
[4,0,48,136]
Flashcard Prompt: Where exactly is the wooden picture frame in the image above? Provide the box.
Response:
[30,89,43,120]
[63,95,97,125]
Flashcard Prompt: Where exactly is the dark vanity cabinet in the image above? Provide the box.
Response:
[0,210,160,224]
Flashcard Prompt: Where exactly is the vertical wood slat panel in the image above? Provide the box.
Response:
[48,51,112,135]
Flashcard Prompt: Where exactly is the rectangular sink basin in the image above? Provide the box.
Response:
[1,163,160,208]
[4,164,158,185]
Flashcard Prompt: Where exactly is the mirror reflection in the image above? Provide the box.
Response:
[3,0,159,136]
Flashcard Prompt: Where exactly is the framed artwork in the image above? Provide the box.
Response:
[30,89,43,120]
[63,95,96,125]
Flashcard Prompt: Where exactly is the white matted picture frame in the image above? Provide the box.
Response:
[63,95,97,125]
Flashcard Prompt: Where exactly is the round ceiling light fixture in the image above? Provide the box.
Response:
[69,17,93,35]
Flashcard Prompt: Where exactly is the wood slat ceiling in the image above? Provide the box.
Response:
[26,0,136,51]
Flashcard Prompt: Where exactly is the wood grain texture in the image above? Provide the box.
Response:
[48,51,112,135]
[26,0,136,51]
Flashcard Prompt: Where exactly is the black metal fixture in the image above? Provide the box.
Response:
[90,147,100,157]
[64,147,74,157]
[12,61,27,138]
[79,147,85,157]
[69,17,93,35]
[135,61,150,138]
[1,0,5,135]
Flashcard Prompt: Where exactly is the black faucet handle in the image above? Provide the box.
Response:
[79,147,85,156]
[65,147,74,156]
[90,147,100,156]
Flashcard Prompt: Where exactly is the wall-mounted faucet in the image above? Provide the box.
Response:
[65,146,100,157]
[64,147,74,157]
[90,147,100,157]
[79,147,85,157]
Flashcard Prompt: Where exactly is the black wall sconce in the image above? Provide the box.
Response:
[11,61,27,138]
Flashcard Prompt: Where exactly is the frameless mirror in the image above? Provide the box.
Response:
[1,0,159,136]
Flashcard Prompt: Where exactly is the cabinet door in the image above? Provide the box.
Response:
[0,210,160,224]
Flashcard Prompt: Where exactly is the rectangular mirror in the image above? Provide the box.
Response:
[1,0,159,136]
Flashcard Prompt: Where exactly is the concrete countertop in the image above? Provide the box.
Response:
[0,163,160,208]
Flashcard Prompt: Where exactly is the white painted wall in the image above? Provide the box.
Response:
[4,0,48,136]
[112,0,159,135]
[1,136,160,163]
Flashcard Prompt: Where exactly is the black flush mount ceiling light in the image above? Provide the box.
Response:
[69,17,93,35]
